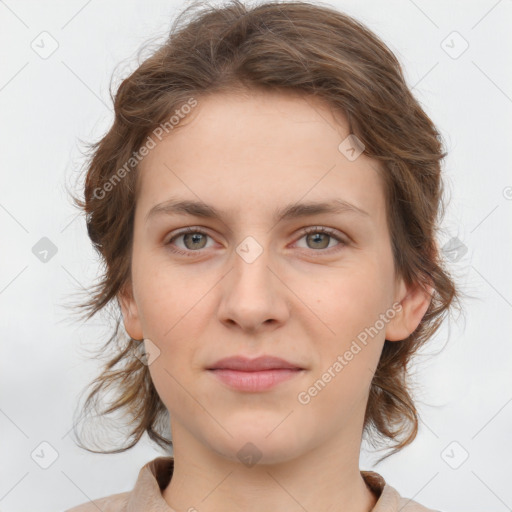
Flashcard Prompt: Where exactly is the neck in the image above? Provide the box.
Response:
[162,424,378,512]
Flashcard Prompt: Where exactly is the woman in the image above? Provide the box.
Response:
[66,0,458,510]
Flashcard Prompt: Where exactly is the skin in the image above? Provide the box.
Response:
[118,89,431,512]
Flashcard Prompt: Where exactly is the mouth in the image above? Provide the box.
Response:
[207,355,304,372]
[208,368,304,392]
[207,355,305,392]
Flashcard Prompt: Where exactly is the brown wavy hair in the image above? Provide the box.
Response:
[67,0,460,463]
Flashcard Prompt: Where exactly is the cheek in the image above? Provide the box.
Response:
[132,250,213,338]
[143,317,201,424]
[306,258,393,397]
[314,261,394,341]
[133,268,213,413]
[295,326,383,440]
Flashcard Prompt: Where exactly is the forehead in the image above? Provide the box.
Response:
[135,90,386,224]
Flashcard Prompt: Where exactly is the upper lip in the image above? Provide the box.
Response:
[207,355,304,371]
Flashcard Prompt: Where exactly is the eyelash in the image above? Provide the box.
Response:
[165,226,348,258]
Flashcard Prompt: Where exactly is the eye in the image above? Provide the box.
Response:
[165,226,348,257]
[165,227,215,257]
[294,226,347,254]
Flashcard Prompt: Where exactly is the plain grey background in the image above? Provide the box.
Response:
[1,0,511,511]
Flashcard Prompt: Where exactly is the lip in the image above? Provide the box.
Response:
[207,355,304,372]
[209,368,304,392]
[207,355,305,392]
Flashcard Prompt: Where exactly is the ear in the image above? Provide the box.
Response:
[385,277,433,342]
[118,280,144,341]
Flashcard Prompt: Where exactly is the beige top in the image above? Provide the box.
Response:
[65,456,438,511]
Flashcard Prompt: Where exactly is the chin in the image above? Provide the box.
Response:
[208,423,308,466]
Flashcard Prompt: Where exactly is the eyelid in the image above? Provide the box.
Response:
[299,226,349,244]
[165,226,216,245]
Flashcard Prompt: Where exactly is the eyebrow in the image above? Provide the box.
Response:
[145,197,370,225]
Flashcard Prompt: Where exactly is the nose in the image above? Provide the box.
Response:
[216,236,290,333]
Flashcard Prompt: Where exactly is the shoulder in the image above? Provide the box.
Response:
[362,470,441,512]
[64,491,130,512]
[397,496,440,511]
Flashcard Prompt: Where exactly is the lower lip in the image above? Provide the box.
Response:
[208,368,303,392]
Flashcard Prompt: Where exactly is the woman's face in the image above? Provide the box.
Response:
[119,90,424,464]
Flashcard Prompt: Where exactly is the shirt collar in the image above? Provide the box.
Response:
[127,456,403,512]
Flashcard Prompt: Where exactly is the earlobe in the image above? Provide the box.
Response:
[118,281,144,341]
[385,278,433,342]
